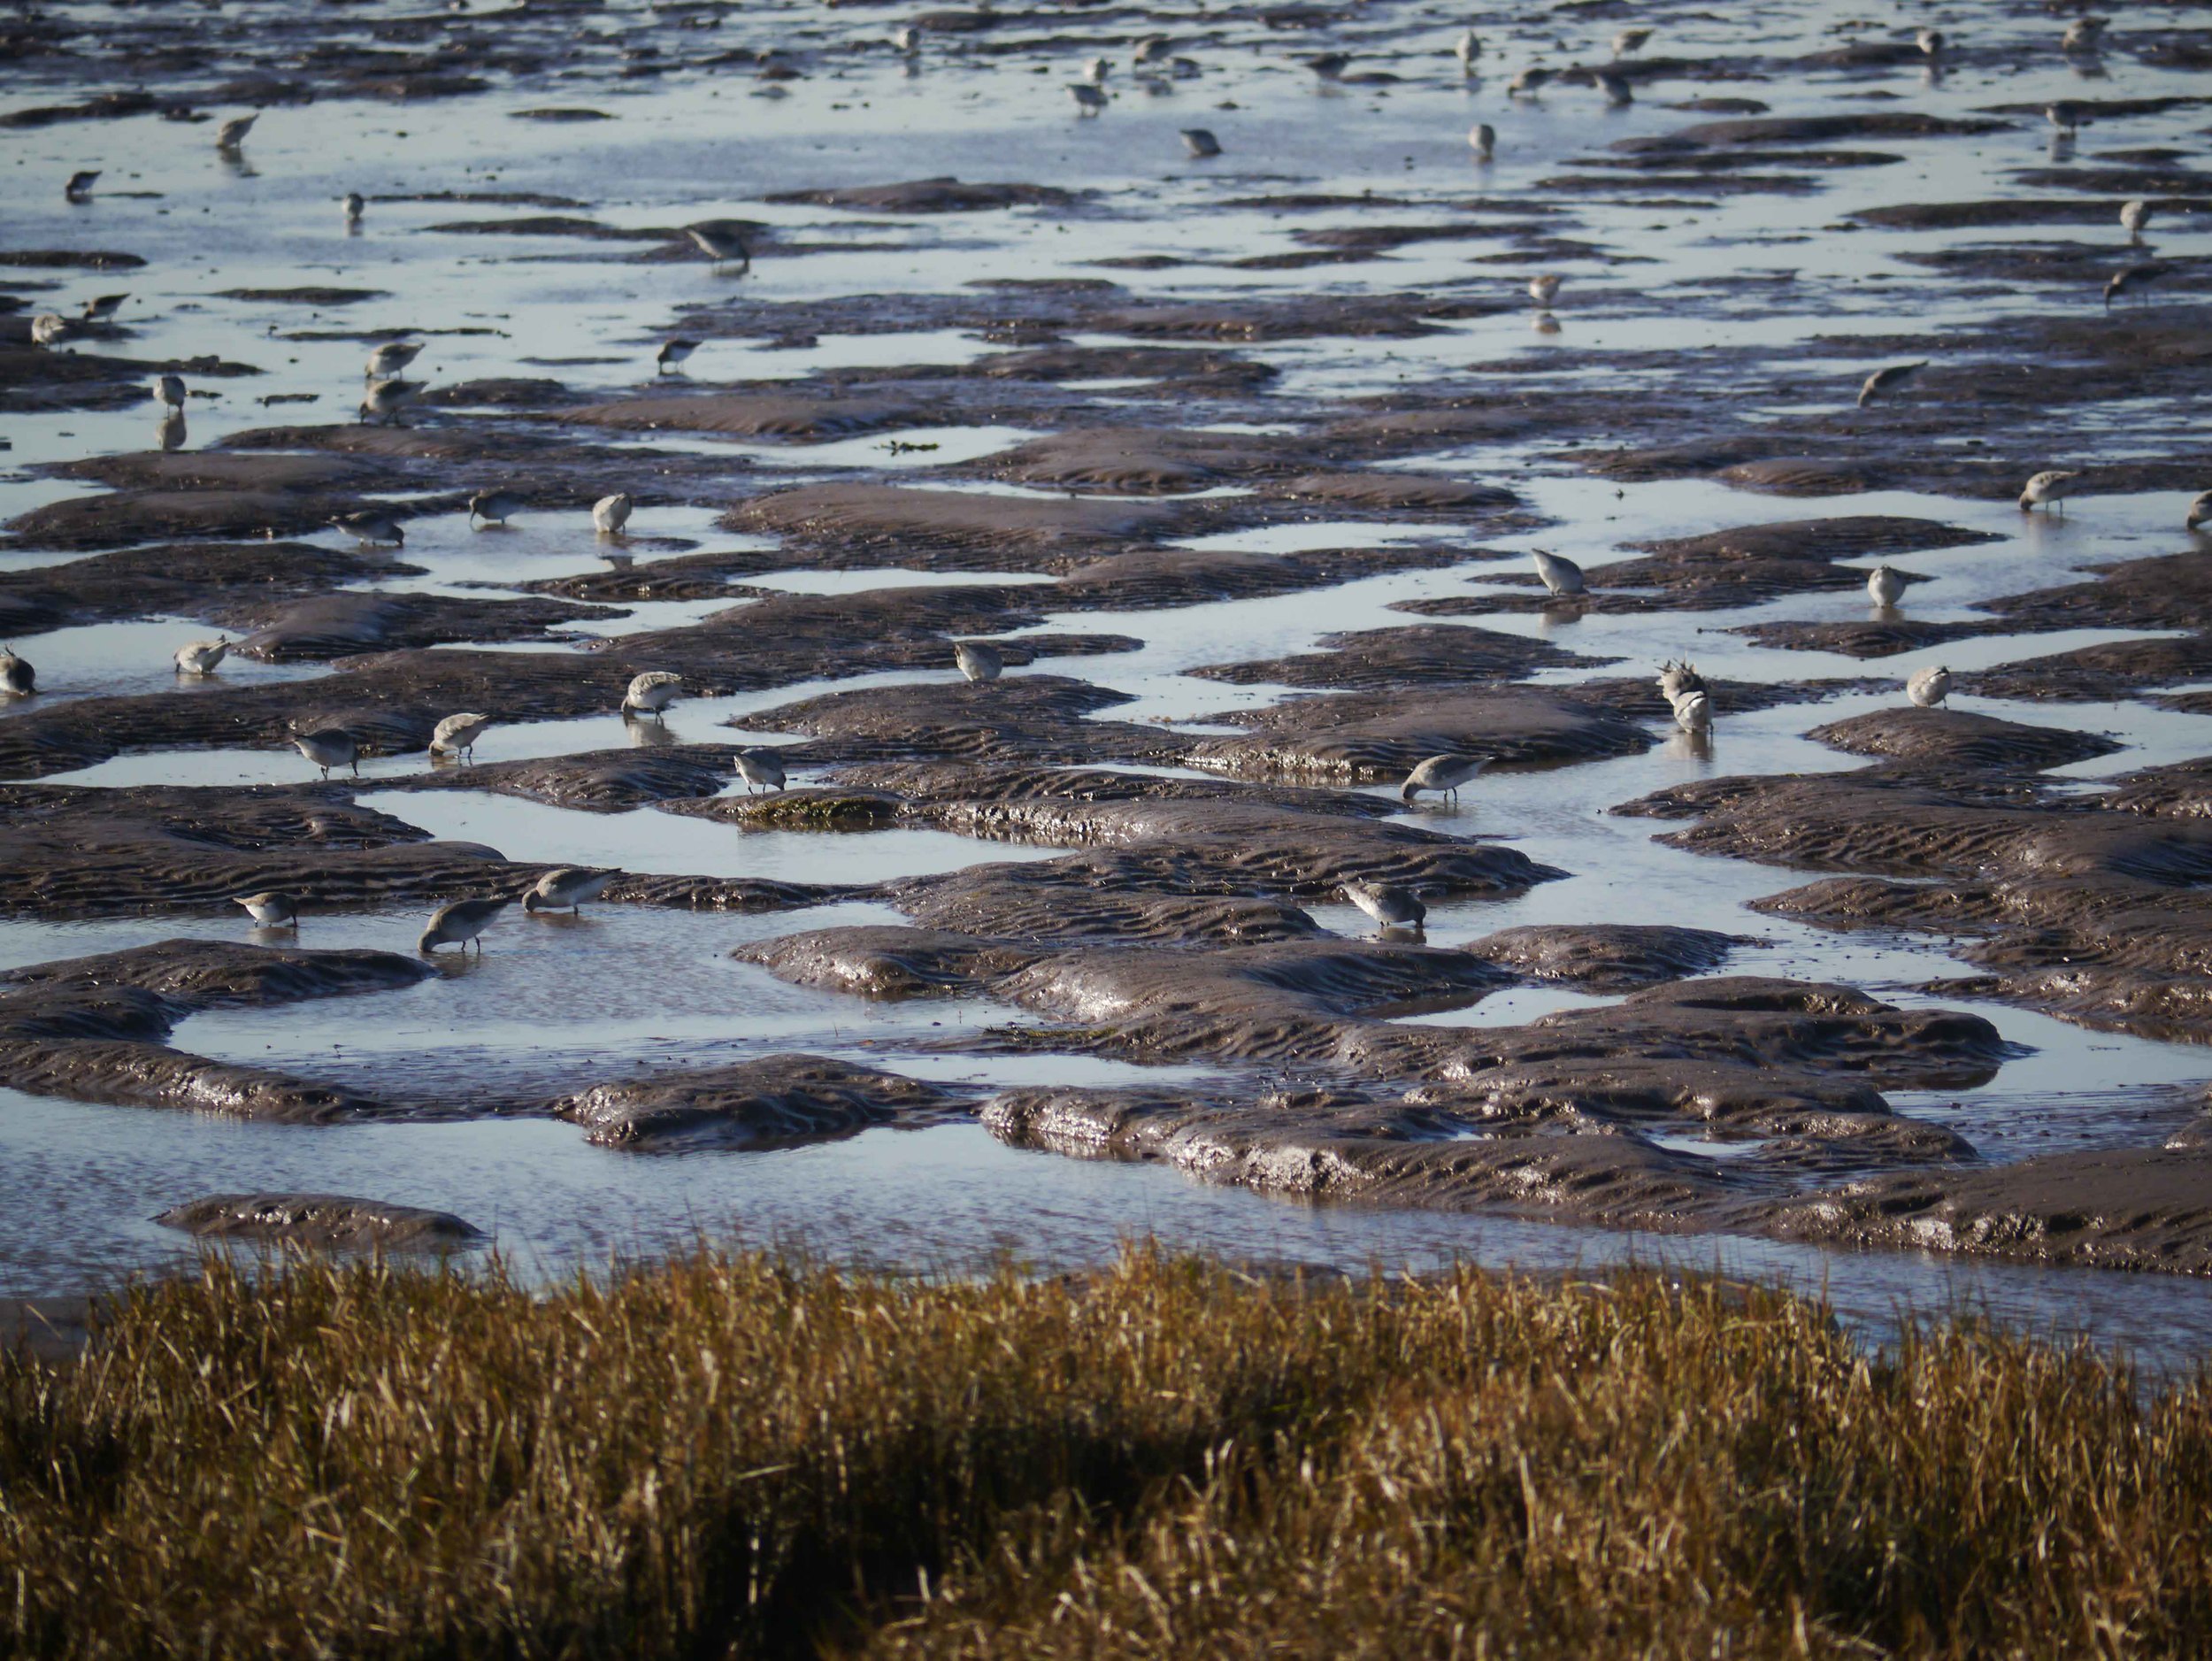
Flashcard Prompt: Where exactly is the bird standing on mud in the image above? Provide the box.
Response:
[657,338,700,374]
[234,892,298,930]
[1867,565,1907,608]
[292,728,361,779]
[524,869,618,914]
[2019,470,2082,514]
[955,641,1004,683]
[1401,755,1486,804]
[687,227,751,273]
[215,112,257,153]
[1857,361,1926,407]
[735,750,788,793]
[1068,83,1107,115]
[330,509,406,545]
[1530,549,1584,596]
[1342,882,1425,934]
[622,671,683,719]
[419,896,510,955]
[365,340,422,380]
[430,713,491,760]
[358,378,419,426]
[0,645,35,697]
[1507,65,1552,97]
[1907,665,1952,708]
[65,170,99,202]
[82,294,127,321]
[1527,273,1562,308]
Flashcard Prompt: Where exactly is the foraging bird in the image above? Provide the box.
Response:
[1181,128,1221,158]
[1133,34,1170,64]
[622,671,682,718]
[1470,122,1495,159]
[155,373,187,410]
[2019,470,2082,514]
[1530,548,1584,596]
[1068,83,1107,114]
[1455,29,1480,72]
[686,226,751,273]
[30,314,69,348]
[1916,27,1944,55]
[467,488,525,526]
[1506,65,1552,96]
[2104,263,2171,309]
[1867,565,1907,607]
[1612,27,1652,57]
[2046,100,2084,134]
[1306,53,1349,80]
[233,891,298,929]
[81,293,127,320]
[2188,490,2212,531]
[1907,665,1951,708]
[365,340,422,379]
[65,170,99,202]
[954,641,1004,683]
[1084,55,1110,83]
[1342,881,1425,934]
[329,508,406,545]
[430,712,491,759]
[593,493,634,534]
[1595,68,1632,105]
[157,407,186,451]
[173,637,229,675]
[734,749,787,793]
[1400,754,1486,804]
[343,191,365,223]
[1655,660,1704,703]
[1857,360,1927,407]
[657,338,699,374]
[1528,273,1562,307]
[2120,199,2151,243]
[894,24,920,53]
[1671,689,1713,734]
[2062,15,2108,52]
[357,377,419,426]
[419,896,510,954]
[292,728,360,779]
[215,112,257,152]
[524,868,618,914]
[0,645,35,697]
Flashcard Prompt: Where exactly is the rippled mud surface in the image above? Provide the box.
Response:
[6,0,2212,1357]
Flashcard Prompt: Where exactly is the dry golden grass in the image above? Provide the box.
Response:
[2,1247,2208,1657]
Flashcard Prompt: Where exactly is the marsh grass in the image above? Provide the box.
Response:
[3,1247,2208,1657]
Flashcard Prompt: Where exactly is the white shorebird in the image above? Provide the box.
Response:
[1916,27,1944,55]
[1907,665,1951,708]
[2119,199,2151,243]
[1506,65,1552,96]
[30,314,69,348]
[358,377,419,426]
[81,293,127,321]
[1671,688,1713,734]
[1655,660,1704,703]
[622,671,682,719]
[173,637,228,675]
[2189,490,2212,530]
[0,645,34,697]
[1400,754,1486,804]
[155,373,187,410]
[1342,881,1426,934]
[1470,122,1495,159]
[1530,548,1585,596]
[593,493,634,535]
[330,508,406,545]
[2046,100,2084,135]
[1857,360,1926,406]
[524,868,618,914]
[468,488,525,526]
[1595,68,1633,105]
[292,728,360,779]
[2062,15,2108,52]
[1133,34,1170,64]
[955,641,1004,683]
[1612,27,1652,57]
[734,749,788,793]
[365,340,422,379]
[419,896,510,954]
[2019,470,2081,514]
[1455,29,1480,72]
[1083,55,1110,83]
[343,191,365,224]
[1527,273,1562,307]
[157,407,186,451]
[894,24,920,53]
[657,338,699,374]
[65,170,99,202]
[1181,128,1221,158]
[1068,83,1107,115]
[686,226,751,273]
[216,112,258,152]
[1867,565,1907,607]
[430,712,491,759]
[233,891,298,929]
[2104,263,2170,308]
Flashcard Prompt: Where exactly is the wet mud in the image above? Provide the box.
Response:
[155,1192,483,1249]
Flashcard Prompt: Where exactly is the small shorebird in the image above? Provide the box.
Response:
[2061,15,2108,52]
[1181,128,1221,158]
[1342,881,1425,934]
[955,641,1003,683]
[0,645,34,697]
[1455,29,1480,72]
[330,508,406,545]
[2019,469,2081,514]
[1530,548,1585,595]
[657,338,699,374]
[1306,53,1349,80]
[2046,100,2084,134]
[419,896,510,954]
[365,340,422,379]
[687,226,751,272]
[734,749,787,793]
[292,728,360,779]
[622,671,682,719]
[81,293,127,321]
[1068,83,1107,114]
[1671,688,1713,734]
[1612,27,1652,57]
[593,492,634,534]
[358,377,419,426]
[343,191,365,224]
[1867,565,1907,607]
[894,24,920,53]
[1470,122,1495,160]
[155,373,187,410]
[1506,65,1552,96]
[157,407,186,451]
[1084,56,1110,83]
[1595,68,1633,105]
[468,488,525,526]
[216,112,257,152]
[2189,490,2212,530]
[1857,360,1927,407]
[1655,659,1704,703]
[524,868,618,914]
[1133,34,1170,64]
[173,637,228,675]
[65,170,99,202]
[1916,27,1944,55]
[1527,273,1562,307]
[2104,263,2171,308]
[233,891,298,929]
[2120,200,2151,243]
[1401,754,1486,804]
[430,712,491,759]
[1907,665,1951,708]
[30,314,69,348]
